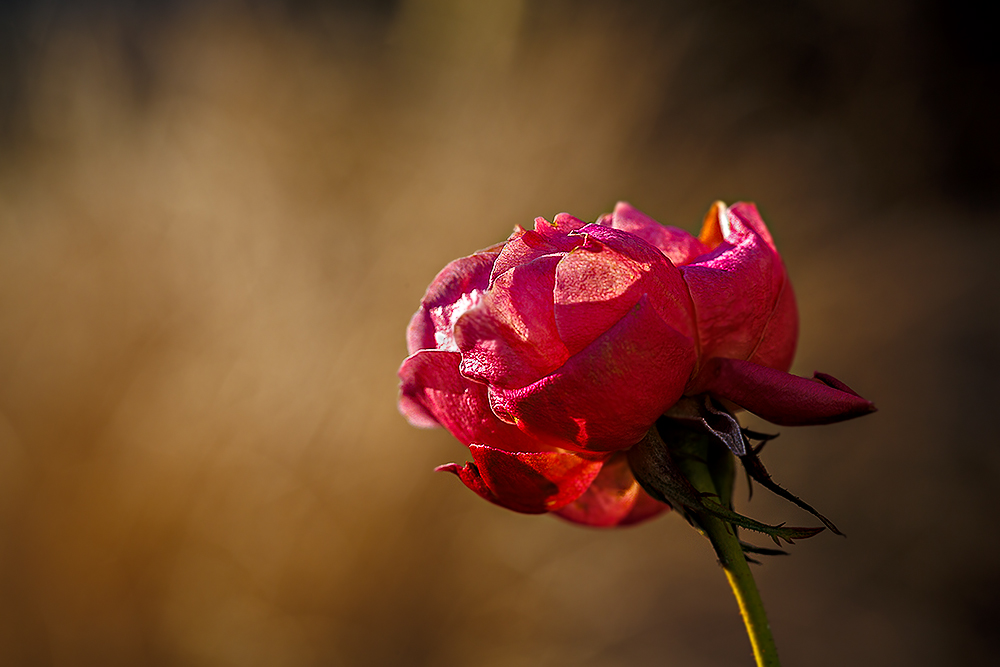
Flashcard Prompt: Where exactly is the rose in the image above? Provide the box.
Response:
[399,202,874,526]
[399,211,696,526]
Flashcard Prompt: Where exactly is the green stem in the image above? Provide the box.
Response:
[678,444,781,667]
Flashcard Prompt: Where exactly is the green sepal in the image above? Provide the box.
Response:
[628,424,825,546]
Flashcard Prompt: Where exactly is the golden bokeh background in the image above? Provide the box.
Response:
[0,1,997,664]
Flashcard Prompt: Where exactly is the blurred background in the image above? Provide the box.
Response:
[0,0,997,664]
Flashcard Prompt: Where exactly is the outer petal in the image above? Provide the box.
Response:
[436,444,605,514]
[728,201,777,251]
[690,357,876,426]
[554,224,696,354]
[407,246,501,355]
[455,254,570,389]
[598,201,710,266]
[489,294,697,452]
[683,202,788,364]
[398,350,543,451]
[746,277,798,372]
[555,452,670,526]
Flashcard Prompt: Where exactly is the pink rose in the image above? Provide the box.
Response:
[399,202,873,527]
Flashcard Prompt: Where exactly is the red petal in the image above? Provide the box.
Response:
[691,357,877,426]
[600,201,710,266]
[554,224,695,354]
[489,221,583,286]
[398,350,544,451]
[555,452,670,527]
[728,201,777,251]
[436,445,605,514]
[406,247,501,355]
[747,277,798,372]
[683,202,790,364]
[489,294,697,452]
[455,254,569,389]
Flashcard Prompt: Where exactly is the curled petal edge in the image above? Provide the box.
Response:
[690,357,876,426]
[436,445,606,514]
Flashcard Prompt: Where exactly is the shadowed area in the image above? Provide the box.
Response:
[0,1,997,665]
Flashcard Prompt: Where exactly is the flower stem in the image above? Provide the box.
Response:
[677,443,781,667]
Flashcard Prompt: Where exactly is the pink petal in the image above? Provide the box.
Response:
[682,203,788,364]
[746,277,798,372]
[553,224,695,354]
[555,452,670,527]
[728,201,777,251]
[436,444,605,514]
[406,246,502,355]
[398,350,544,451]
[490,221,584,286]
[536,212,589,242]
[455,254,570,389]
[690,357,877,426]
[599,201,710,266]
[489,294,697,453]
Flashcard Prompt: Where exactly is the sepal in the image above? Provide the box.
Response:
[627,425,824,545]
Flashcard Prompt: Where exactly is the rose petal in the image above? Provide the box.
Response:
[683,203,787,363]
[536,212,589,242]
[489,294,697,452]
[553,224,695,354]
[398,350,544,451]
[746,277,798,372]
[436,444,605,514]
[599,201,710,266]
[406,246,501,355]
[555,451,670,526]
[728,201,777,251]
[691,357,877,425]
[455,254,570,389]
[490,221,584,286]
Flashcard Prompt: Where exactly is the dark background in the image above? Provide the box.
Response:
[0,1,997,665]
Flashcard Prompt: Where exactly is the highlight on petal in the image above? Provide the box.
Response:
[455,253,570,389]
[728,201,777,251]
[490,294,697,452]
[398,350,542,452]
[555,452,670,527]
[690,357,876,426]
[436,444,605,514]
[406,246,501,355]
[554,224,695,354]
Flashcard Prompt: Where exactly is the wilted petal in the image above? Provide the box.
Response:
[407,246,501,355]
[599,201,710,266]
[436,444,605,514]
[455,254,570,389]
[398,350,543,451]
[490,294,697,452]
[555,452,670,527]
[691,357,877,426]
